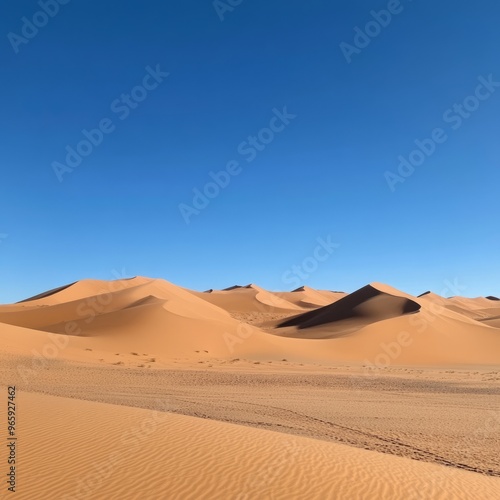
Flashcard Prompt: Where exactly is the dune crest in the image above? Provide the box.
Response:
[1,277,499,365]
[192,283,303,313]
[277,283,421,334]
[274,286,347,308]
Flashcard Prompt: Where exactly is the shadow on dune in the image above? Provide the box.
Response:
[275,284,421,338]
[16,282,78,303]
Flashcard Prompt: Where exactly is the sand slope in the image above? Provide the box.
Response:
[6,390,500,500]
[0,278,332,364]
[192,284,304,312]
[270,283,500,363]
[273,285,347,308]
[1,278,499,366]
[277,283,421,334]
[418,291,500,321]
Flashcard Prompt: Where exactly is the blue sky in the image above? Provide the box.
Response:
[1,0,499,302]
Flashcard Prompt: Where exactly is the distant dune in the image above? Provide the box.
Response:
[192,283,304,312]
[277,283,421,333]
[1,276,499,366]
[274,285,346,308]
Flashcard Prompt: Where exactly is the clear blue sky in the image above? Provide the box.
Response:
[1,0,499,303]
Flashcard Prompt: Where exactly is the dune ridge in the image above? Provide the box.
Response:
[277,283,421,334]
[274,285,347,308]
[1,277,499,365]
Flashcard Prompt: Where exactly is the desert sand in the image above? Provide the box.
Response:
[1,276,499,498]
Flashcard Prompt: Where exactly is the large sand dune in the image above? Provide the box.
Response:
[0,278,308,363]
[276,283,421,333]
[1,277,499,365]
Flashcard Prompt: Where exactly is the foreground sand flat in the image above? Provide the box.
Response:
[2,390,499,500]
[1,358,499,478]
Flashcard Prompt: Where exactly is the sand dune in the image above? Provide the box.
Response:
[418,291,448,303]
[1,277,499,366]
[273,285,346,308]
[6,390,499,500]
[193,283,304,312]
[13,277,151,306]
[191,283,309,329]
[479,315,500,328]
[269,283,500,364]
[276,283,421,335]
[0,278,329,364]
[418,290,500,323]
